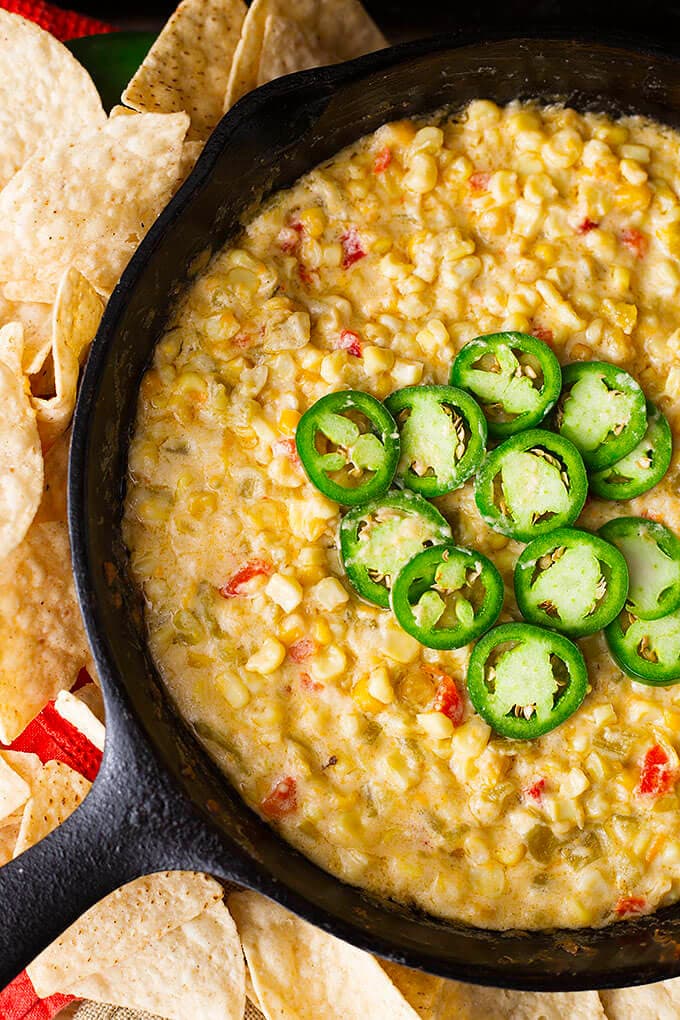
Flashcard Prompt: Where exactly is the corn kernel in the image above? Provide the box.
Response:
[187,491,217,518]
[381,749,420,791]
[620,143,650,163]
[404,152,438,193]
[266,573,303,613]
[561,767,590,798]
[312,617,332,645]
[310,576,349,611]
[246,637,286,675]
[489,170,519,206]
[610,265,631,294]
[322,243,343,267]
[602,299,637,335]
[495,840,526,866]
[278,408,301,433]
[391,359,423,387]
[411,125,444,153]
[467,99,502,126]
[543,128,583,169]
[371,235,393,255]
[524,173,558,203]
[310,644,347,683]
[298,206,326,238]
[463,832,490,864]
[352,675,384,714]
[378,622,421,663]
[476,862,506,898]
[417,711,455,739]
[278,613,305,644]
[362,344,395,375]
[380,252,413,279]
[320,350,348,384]
[367,667,395,705]
[534,242,556,263]
[173,371,207,398]
[217,672,250,709]
[620,158,648,186]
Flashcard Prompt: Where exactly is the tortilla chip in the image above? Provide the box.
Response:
[54,689,105,751]
[225,0,386,108]
[0,112,189,301]
[65,900,245,1020]
[14,759,91,857]
[600,981,680,1019]
[70,681,105,721]
[34,426,69,524]
[28,872,224,997]
[31,268,103,447]
[0,10,105,189]
[380,962,444,1018]
[433,981,607,1019]
[229,891,422,1019]
[0,295,53,375]
[0,520,92,743]
[0,332,44,560]
[122,0,246,141]
[0,752,32,822]
[0,810,23,866]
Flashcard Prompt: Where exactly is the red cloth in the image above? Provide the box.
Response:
[0,0,114,40]
[0,972,74,1020]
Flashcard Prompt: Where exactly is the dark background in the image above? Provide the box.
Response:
[61,1,680,46]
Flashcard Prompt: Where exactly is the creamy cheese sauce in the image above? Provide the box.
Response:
[124,100,680,929]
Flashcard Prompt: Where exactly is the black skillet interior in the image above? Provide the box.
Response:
[16,30,680,993]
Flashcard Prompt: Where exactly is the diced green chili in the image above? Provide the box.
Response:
[296,390,399,505]
[599,517,680,620]
[467,622,588,739]
[339,490,452,608]
[384,385,487,497]
[589,401,672,500]
[514,527,629,637]
[553,361,646,472]
[390,543,503,649]
[450,331,562,437]
[606,606,680,685]
[474,429,588,542]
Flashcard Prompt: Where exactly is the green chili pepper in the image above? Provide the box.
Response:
[599,517,680,621]
[514,527,629,637]
[553,361,647,472]
[450,331,562,437]
[467,622,588,739]
[605,607,680,685]
[384,385,487,497]
[589,401,672,500]
[390,543,503,649]
[474,429,588,542]
[339,490,452,608]
[296,390,399,505]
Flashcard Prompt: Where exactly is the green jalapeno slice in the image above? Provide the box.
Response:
[514,527,629,637]
[553,361,646,472]
[467,622,588,739]
[339,490,452,608]
[474,429,588,542]
[296,390,399,505]
[390,543,503,649]
[589,401,672,500]
[384,385,487,498]
[450,331,562,438]
[599,517,680,621]
[605,606,680,685]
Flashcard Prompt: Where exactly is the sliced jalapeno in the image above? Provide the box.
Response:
[553,361,646,472]
[474,429,588,543]
[296,390,399,505]
[467,622,588,740]
[606,607,680,685]
[384,385,487,498]
[589,401,672,500]
[514,527,628,637]
[599,517,680,621]
[450,332,562,437]
[391,543,503,649]
[339,490,452,608]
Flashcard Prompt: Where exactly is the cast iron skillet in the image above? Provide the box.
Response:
[2,28,680,995]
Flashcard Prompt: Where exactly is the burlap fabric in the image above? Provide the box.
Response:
[61,996,264,1019]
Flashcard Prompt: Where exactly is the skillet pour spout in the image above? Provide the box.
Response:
[4,29,680,993]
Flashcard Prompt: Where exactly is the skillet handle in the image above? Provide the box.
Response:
[0,721,231,990]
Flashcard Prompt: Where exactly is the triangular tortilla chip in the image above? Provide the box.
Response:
[0,294,52,375]
[0,113,189,301]
[54,689,105,752]
[0,329,44,560]
[28,872,224,997]
[431,981,607,1019]
[225,0,386,108]
[0,520,92,743]
[600,981,680,1019]
[122,0,246,141]
[0,10,105,188]
[34,426,69,524]
[0,810,23,866]
[65,900,245,1020]
[14,759,91,857]
[380,961,444,1018]
[31,267,104,447]
[229,891,422,1020]
[0,752,31,823]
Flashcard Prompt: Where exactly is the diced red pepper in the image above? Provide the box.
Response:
[637,743,677,798]
[526,778,546,801]
[273,438,300,463]
[373,146,392,173]
[469,171,491,193]
[578,218,599,234]
[278,222,303,252]
[219,559,273,598]
[298,263,315,287]
[288,638,316,663]
[260,777,298,818]
[430,670,464,726]
[615,895,646,917]
[340,227,366,269]
[621,227,648,258]
[530,324,554,346]
[300,671,323,692]
[337,329,362,357]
